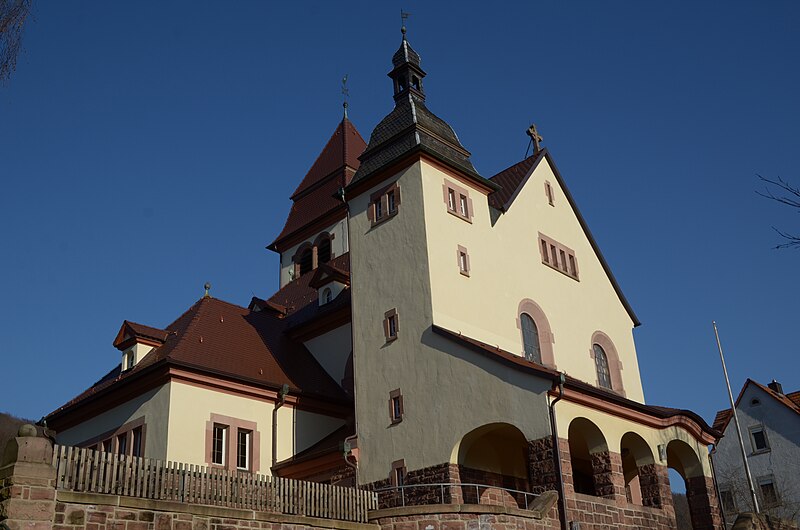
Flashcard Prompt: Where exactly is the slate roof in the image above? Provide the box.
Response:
[349,38,488,188]
[49,291,351,420]
[271,119,365,250]
[713,379,800,436]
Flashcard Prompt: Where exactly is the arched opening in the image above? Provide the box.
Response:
[299,247,313,275]
[620,432,656,506]
[567,417,610,497]
[667,439,715,530]
[317,237,331,264]
[322,287,332,304]
[452,423,530,507]
[520,313,542,363]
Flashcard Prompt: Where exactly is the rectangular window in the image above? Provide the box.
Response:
[131,427,143,457]
[545,181,554,206]
[759,477,779,506]
[749,426,769,453]
[539,233,579,281]
[212,424,227,466]
[389,389,404,424]
[391,459,407,487]
[126,352,134,370]
[370,182,400,226]
[102,439,112,453]
[720,489,736,513]
[384,309,399,342]
[443,180,473,223]
[117,433,128,455]
[237,429,251,470]
[457,245,470,276]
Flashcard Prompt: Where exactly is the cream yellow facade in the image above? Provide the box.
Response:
[420,158,644,402]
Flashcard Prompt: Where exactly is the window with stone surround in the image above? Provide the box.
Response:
[369,182,401,227]
[389,388,404,424]
[516,299,555,368]
[391,459,406,486]
[589,331,625,396]
[545,180,555,206]
[82,417,146,456]
[384,308,399,342]
[538,232,578,280]
[443,179,474,223]
[206,414,260,472]
[457,245,470,276]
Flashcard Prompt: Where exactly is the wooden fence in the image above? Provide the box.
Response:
[52,445,377,523]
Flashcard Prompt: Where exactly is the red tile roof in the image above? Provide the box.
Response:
[488,151,544,210]
[712,379,800,436]
[271,119,366,250]
[113,321,171,349]
[49,292,351,419]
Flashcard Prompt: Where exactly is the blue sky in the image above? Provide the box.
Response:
[1,2,798,429]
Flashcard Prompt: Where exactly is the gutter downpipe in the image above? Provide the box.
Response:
[549,372,568,530]
[272,384,289,469]
[709,444,729,529]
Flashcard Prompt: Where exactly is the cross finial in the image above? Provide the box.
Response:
[400,9,410,40]
[341,74,349,119]
[203,282,212,298]
[527,124,543,154]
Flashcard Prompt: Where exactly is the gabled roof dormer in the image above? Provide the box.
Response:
[309,262,351,306]
[113,320,169,371]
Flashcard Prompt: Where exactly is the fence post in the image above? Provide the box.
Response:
[0,424,57,530]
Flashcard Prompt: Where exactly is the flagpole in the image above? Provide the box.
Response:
[713,320,760,514]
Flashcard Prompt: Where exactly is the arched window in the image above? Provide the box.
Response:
[299,247,313,275]
[317,237,331,264]
[520,313,542,364]
[593,344,612,389]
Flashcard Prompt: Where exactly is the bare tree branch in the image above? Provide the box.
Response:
[0,0,32,84]
[756,175,800,250]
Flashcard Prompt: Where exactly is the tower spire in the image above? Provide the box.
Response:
[400,9,410,40]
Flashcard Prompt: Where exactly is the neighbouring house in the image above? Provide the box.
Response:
[46,28,724,530]
[712,379,800,526]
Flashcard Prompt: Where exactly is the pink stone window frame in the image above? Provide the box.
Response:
[545,180,555,206]
[457,245,470,276]
[390,458,407,486]
[516,299,556,368]
[588,331,625,397]
[442,179,474,223]
[80,417,147,457]
[389,388,404,424]
[368,182,401,227]
[205,413,261,473]
[538,232,579,281]
[384,308,399,342]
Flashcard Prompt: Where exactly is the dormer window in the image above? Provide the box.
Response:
[125,351,134,371]
[322,288,332,304]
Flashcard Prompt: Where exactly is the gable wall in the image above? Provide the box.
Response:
[303,323,352,386]
[420,158,644,402]
[348,162,552,485]
[713,384,800,520]
[55,383,171,460]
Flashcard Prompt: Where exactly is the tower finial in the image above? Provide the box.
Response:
[341,74,349,119]
[203,282,212,298]
[400,9,410,40]
[526,124,543,155]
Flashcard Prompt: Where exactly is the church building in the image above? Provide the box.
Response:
[47,28,722,530]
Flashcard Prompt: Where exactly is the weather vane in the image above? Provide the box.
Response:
[400,9,411,38]
[341,74,349,118]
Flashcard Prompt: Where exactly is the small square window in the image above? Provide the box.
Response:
[384,309,399,342]
[369,183,401,227]
[750,426,769,453]
[389,389,404,424]
[443,180,472,223]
